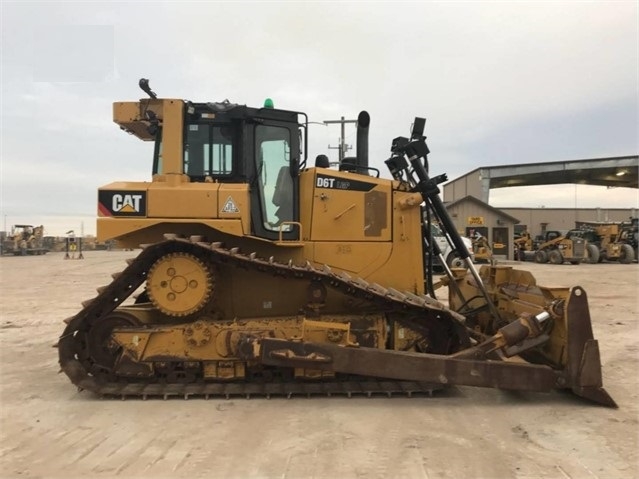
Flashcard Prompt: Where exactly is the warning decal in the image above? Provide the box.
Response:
[222,196,240,213]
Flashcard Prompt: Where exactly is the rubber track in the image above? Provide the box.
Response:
[58,236,462,399]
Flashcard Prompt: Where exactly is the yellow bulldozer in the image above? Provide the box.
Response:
[57,79,615,406]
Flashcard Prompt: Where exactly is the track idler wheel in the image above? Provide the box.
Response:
[85,311,140,370]
[147,252,214,317]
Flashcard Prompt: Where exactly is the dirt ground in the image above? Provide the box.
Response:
[0,251,637,479]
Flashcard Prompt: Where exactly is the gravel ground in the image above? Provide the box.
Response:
[0,251,637,479]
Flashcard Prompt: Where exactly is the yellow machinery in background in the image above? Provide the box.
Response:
[571,223,635,264]
[472,234,494,263]
[533,231,587,265]
[513,231,533,261]
[1,225,47,256]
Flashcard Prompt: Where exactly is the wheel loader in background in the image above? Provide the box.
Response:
[57,79,615,407]
[571,223,636,264]
[533,230,587,265]
[1,225,48,256]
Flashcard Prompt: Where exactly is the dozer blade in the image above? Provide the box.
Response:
[564,286,617,407]
[239,286,616,408]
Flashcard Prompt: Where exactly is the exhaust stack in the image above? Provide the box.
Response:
[356,111,370,170]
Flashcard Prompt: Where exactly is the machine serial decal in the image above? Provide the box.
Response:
[98,190,147,217]
[316,174,376,192]
[222,196,240,213]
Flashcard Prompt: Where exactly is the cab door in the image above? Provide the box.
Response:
[249,122,300,241]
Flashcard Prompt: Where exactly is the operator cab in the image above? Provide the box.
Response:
[149,99,308,241]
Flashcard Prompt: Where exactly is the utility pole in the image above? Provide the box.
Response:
[324,116,357,163]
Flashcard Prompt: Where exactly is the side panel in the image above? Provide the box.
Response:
[147,183,219,218]
[313,242,392,276]
[97,181,251,243]
[218,184,251,235]
[309,170,391,242]
[301,168,425,294]
[382,190,426,294]
[98,183,251,220]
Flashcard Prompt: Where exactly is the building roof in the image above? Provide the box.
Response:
[445,195,521,223]
[457,155,638,189]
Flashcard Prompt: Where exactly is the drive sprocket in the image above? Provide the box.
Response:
[146,252,214,317]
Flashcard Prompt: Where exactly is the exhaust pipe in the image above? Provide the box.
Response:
[356,111,370,170]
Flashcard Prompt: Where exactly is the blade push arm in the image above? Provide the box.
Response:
[239,286,616,407]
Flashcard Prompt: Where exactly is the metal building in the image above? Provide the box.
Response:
[442,155,638,260]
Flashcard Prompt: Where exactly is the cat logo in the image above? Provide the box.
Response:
[113,194,143,213]
[222,196,240,213]
[98,190,146,217]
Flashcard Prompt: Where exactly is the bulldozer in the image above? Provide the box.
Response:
[57,79,615,406]
[2,224,48,256]
[533,230,587,265]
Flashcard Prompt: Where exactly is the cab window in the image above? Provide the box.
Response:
[184,124,234,179]
[255,125,292,231]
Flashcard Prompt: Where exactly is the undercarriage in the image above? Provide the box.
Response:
[57,236,616,406]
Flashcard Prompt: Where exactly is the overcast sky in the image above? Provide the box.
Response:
[1,1,637,236]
